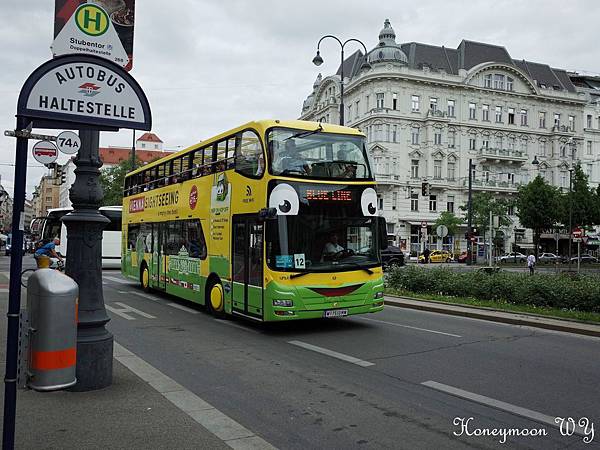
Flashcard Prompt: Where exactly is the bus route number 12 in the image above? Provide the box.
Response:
[294,254,306,269]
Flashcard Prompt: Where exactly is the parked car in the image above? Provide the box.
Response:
[538,253,565,264]
[381,245,405,269]
[457,251,468,263]
[569,255,599,264]
[497,252,527,263]
[418,249,453,263]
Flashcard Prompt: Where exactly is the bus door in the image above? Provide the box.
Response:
[152,223,167,290]
[232,216,263,318]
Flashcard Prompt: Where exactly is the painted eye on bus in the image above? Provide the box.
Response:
[361,188,378,216]
[269,183,299,215]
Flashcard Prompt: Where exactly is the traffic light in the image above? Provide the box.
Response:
[421,182,430,197]
[60,169,67,185]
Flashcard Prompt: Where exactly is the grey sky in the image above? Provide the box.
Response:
[1,0,598,198]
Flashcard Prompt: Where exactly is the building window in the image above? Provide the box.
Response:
[447,100,455,117]
[484,74,492,88]
[587,141,593,155]
[568,115,575,132]
[386,124,390,142]
[521,139,528,152]
[376,93,384,109]
[411,127,420,145]
[387,222,395,234]
[429,97,438,112]
[410,192,419,211]
[482,104,489,121]
[392,125,398,143]
[560,144,567,158]
[347,104,352,121]
[539,140,547,156]
[469,102,476,120]
[482,139,489,149]
[587,164,593,178]
[493,74,505,90]
[411,95,420,112]
[508,173,515,184]
[434,160,442,179]
[446,195,455,212]
[506,77,514,91]
[560,171,567,188]
[448,130,456,148]
[539,111,546,128]
[429,195,437,211]
[392,191,398,210]
[45,196,52,202]
[554,113,561,128]
[411,159,419,178]
[508,137,515,150]
[392,93,398,110]
[495,106,502,123]
[508,108,515,125]
[447,162,456,181]
[355,100,360,117]
[520,109,528,126]
[507,205,514,216]
[469,138,476,150]
[365,95,369,110]
[495,136,503,149]
[141,143,146,148]
[378,196,383,210]
[434,131,442,145]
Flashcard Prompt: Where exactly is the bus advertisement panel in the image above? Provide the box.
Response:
[122,120,386,321]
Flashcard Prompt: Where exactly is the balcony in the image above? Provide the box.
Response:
[462,178,521,192]
[477,147,528,163]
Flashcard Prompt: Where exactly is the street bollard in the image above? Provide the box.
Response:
[26,269,78,391]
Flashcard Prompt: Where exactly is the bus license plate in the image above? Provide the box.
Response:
[323,309,348,318]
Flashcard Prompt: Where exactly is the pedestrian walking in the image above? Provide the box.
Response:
[527,252,536,275]
[423,247,431,264]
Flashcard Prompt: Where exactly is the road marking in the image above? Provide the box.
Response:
[358,317,462,338]
[106,302,156,320]
[219,320,260,334]
[288,340,374,367]
[103,275,131,284]
[422,381,588,437]
[131,291,159,302]
[167,302,200,314]
[113,342,276,449]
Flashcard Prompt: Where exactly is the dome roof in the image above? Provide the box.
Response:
[313,73,322,89]
[367,19,407,65]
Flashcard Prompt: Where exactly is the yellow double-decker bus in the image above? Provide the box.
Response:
[122,120,386,321]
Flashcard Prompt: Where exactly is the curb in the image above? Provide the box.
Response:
[384,296,600,338]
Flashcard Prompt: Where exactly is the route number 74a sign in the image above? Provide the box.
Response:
[56,130,81,155]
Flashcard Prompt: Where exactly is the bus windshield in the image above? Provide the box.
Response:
[266,215,380,273]
[267,127,372,180]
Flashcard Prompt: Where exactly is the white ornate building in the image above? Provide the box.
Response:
[300,19,599,256]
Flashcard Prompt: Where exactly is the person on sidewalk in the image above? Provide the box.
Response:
[527,252,536,275]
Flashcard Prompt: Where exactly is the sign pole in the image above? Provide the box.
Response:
[62,129,112,391]
[577,240,581,274]
[2,116,30,450]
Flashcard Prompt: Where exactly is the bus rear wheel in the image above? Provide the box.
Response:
[140,264,150,292]
[207,280,225,319]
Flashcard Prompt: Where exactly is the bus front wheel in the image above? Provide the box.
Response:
[207,280,225,319]
[140,264,150,292]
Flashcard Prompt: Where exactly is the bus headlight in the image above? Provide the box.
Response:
[373,291,384,299]
[273,299,294,307]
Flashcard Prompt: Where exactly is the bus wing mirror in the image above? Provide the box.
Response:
[377,217,388,250]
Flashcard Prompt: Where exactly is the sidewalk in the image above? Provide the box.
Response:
[0,275,239,449]
[385,295,600,338]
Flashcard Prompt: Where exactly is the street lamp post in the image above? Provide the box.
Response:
[313,35,371,126]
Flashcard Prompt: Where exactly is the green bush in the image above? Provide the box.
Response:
[385,266,600,313]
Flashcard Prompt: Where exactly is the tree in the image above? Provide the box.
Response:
[515,175,561,258]
[433,211,463,237]
[99,159,138,206]
[460,192,512,238]
[559,164,596,230]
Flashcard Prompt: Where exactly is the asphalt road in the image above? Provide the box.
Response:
[407,261,600,274]
[6,255,600,449]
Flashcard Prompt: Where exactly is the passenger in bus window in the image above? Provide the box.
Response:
[280,141,310,175]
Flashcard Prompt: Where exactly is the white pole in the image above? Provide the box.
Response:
[577,240,581,274]
[489,210,493,266]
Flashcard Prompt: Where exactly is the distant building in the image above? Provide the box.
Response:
[300,19,596,256]
[136,132,164,151]
[32,175,60,219]
[24,199,33,233]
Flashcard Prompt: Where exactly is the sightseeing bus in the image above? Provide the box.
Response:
[37,206,122,268]
[121,120,386,321]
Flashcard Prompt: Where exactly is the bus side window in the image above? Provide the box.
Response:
[184,219,207,259]
[191,149,203,177]
[226,137,237,170]
[236,130,264,178]
[128,224,140,250]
